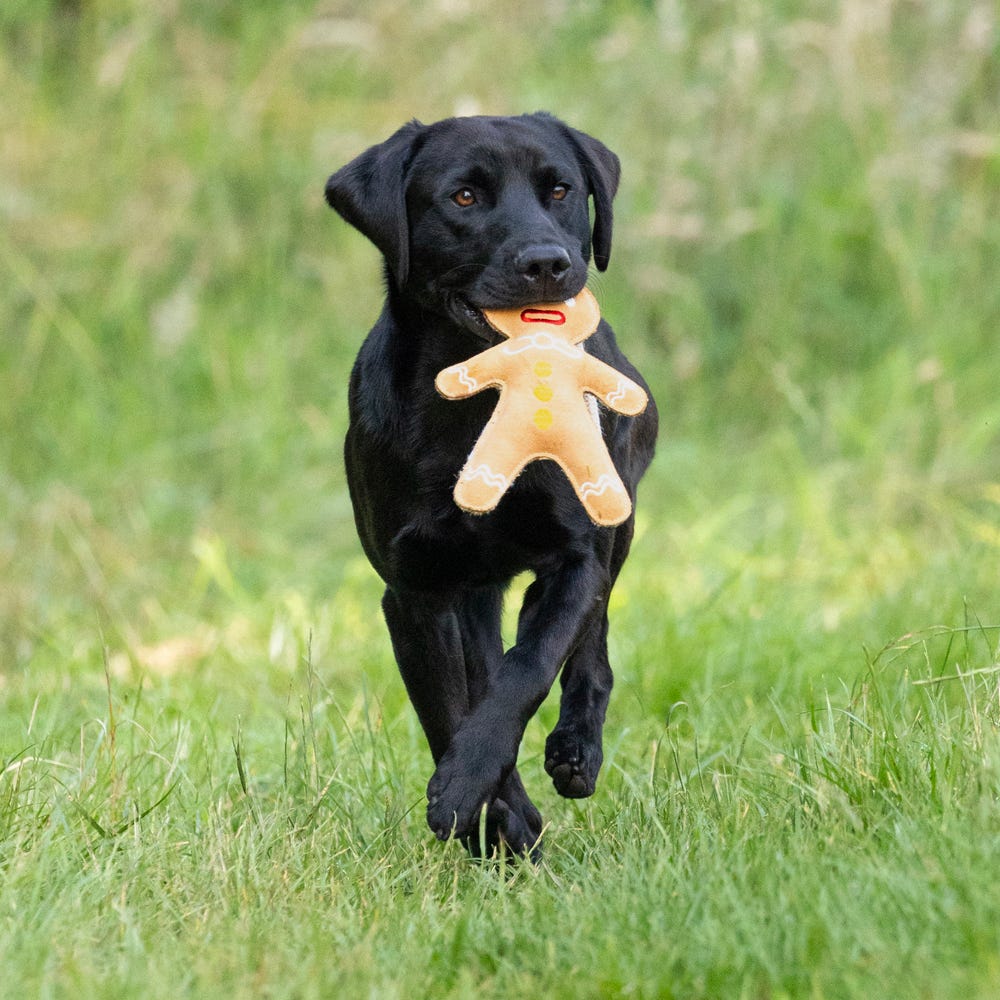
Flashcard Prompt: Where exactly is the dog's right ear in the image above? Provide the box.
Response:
[325,120,425,288]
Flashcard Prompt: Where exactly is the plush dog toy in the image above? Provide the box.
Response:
[435,288,648,527]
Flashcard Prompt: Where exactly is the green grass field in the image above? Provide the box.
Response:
[2,1,1000,996]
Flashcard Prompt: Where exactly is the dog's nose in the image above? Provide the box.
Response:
[514,244,572,284]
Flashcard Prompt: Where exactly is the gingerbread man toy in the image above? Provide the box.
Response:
[435,288,648,527]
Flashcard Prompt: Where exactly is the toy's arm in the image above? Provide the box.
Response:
[581,356,649,416]
[435,345,507,399]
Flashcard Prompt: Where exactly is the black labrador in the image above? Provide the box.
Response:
[325,112,657,857]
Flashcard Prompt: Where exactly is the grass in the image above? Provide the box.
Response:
[2,0,1000,996]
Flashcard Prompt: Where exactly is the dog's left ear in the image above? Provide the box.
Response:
[560,124,621,272]
[325,120,426,288]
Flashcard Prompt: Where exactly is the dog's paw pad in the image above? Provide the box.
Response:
[547,762,592,798]
[545,729,602,799]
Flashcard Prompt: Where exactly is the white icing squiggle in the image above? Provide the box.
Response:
[579,475,625,499]
[453,365,478,391]
[461,464,510,490]
[501,332,584,360]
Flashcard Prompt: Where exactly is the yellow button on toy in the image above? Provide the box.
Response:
[533,385,553,402]
[533,361,553,378]
[533,408,553,430]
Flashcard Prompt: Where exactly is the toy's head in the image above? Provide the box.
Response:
[482,287,600,345]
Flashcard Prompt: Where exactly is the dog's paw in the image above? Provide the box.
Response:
[462,790,543,862]
[426,746,506,843]
[544,726,603,798]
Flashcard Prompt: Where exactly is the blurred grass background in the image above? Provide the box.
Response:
[2,1,1000,997]
[2,0,999,672]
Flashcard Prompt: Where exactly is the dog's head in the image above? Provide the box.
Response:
[325,113,620,336]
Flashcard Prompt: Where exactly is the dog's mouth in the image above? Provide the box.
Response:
[454,296,495,341]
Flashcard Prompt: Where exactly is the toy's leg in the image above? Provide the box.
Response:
[453,426,526,515]
[545,516,634,798]
[564,428,632,527]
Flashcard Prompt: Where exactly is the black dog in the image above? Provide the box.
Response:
[325,113,657,857]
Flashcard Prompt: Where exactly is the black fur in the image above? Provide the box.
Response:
[325,113,657,857]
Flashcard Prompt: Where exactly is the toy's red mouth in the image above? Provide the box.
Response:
[519,307,566,325]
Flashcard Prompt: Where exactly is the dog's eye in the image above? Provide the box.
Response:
[551,184,570,201]
[451,188,477,208]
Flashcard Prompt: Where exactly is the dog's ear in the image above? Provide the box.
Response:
[559,124,621,272]
[325,120,425,288]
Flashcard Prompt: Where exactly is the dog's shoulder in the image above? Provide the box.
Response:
[348,305,494,455]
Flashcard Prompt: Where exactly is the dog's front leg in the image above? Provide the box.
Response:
[384,585,543,857]
[382,588,469,764]
[425,552,609,842]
